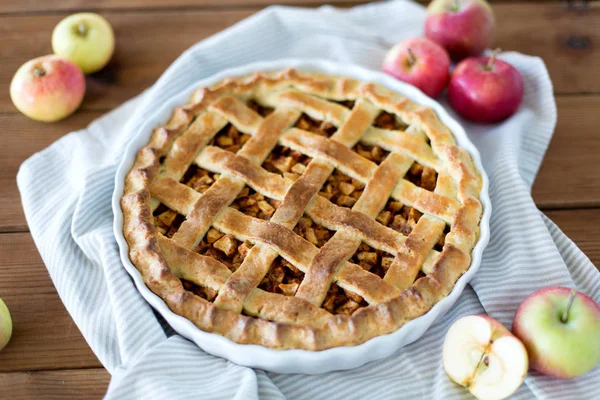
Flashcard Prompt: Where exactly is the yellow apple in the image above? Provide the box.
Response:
[0,297,12,351]
[52,13,115,74]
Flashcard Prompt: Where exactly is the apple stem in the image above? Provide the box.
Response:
[561,289,577,323]
[485,48,501,71]
[407,48,417,67]
[33,67,46,78]
[452,0,461,12]
[77,22,88,37]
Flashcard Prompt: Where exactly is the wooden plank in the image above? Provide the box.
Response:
[0,10,253,114]
[0,0,573,14]
[0,0,365,14]
[2,95,597,232]
[0,111,102,233]
[545,209,600,271]
[0,209,596,373]
[0,0,356,14]
[532,96,600,209]
[0,368,110,399]
[0,3,598,115]
[494,3,600,95]
[0,233,103,372]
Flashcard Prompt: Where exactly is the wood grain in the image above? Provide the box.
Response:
[0,209,596,374]
[0,369,110,399]
[0,233,102,372]
[532,96,600,209]
[0,0,365,14]
[0,0,579,14]
[545,209,600,269]
[0,111,102,233]
[494,3,599,94]
[0,3,598,115]
[1,95,597,232]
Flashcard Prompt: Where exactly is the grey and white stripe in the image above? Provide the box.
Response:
[17,1,599,399]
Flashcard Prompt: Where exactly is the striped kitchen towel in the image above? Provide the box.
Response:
[17,1,600,399]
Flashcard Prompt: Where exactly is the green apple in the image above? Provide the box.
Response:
[443,315,528,400]
[0,297,12,351]
[513,287,600,379]
[52,13,115,74]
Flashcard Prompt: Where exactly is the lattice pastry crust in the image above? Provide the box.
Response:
[121,69,483,350]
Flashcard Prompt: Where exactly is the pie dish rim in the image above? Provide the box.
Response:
[112,59,491,374]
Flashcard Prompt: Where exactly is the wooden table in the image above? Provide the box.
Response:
[0,0,598,397]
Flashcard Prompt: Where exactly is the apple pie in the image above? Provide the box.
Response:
[121,69,482,350]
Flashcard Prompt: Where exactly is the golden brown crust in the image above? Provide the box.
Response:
[120,69,483,350]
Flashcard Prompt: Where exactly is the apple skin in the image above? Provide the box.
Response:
[52,13,115,74]
[382,37,450,98]
[0,297,12,352]
[425,0,495,61]
[443,315,528,400]
[10,55,85,123]
[513,287,600,379]
[448,55,524,123]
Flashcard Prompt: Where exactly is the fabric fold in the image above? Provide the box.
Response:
[17,1,599,399]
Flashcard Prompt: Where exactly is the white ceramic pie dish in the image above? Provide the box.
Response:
[112,59,491,374]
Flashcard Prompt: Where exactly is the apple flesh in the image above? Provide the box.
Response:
[0,298,12,352]
[52,13,115,74]
[382,37,450,98]
[443,315,528,400]
[513,287,600,379]
[448,51,524,123]
[425,0,495,61]
[10,55,86,123]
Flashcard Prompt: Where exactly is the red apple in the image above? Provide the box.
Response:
[425,0,495,61]
[10,55,85,122]
[448,50,524,123]
[443,315,528,400]
[513,287,600,379]
[382,37,450,98]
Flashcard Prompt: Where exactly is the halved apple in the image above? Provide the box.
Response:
[443,315,528,400]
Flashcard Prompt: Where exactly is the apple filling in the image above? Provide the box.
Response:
[318,169,365,208]
[373,110,409,131]
[212,123,251,154]
[258,256,305,297]
[153,204,185,238]
[262,144,312,183]
[294,113,337,137]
